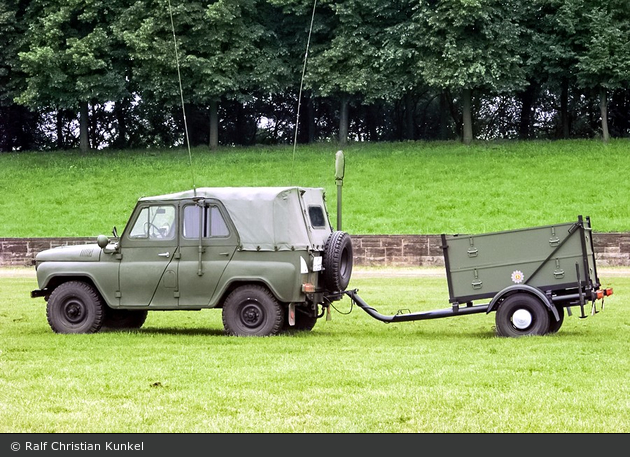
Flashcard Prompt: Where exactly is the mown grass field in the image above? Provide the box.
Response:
[1,139,629,237]
[1,267,628,433]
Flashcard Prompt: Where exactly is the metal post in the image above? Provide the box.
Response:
[335,150,345,231]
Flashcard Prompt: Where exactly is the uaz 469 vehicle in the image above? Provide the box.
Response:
[31,187,353,336]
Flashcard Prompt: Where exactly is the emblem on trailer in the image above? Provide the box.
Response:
[511,270,525,284]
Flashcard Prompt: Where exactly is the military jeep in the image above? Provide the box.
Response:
[31,187,353,336]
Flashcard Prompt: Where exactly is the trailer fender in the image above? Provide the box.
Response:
[487,285,560,321]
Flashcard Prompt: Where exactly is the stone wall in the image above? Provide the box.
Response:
[3,233,630,268]
[351,233,630,267]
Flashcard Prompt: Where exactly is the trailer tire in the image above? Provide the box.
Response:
[323,231,353,292]
[495,293,550,337]
[547,306,564,334]
[222,285,284,337]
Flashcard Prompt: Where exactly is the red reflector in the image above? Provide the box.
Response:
[596,290,604,300]
[606,288,614,296]
[302,283,315,293]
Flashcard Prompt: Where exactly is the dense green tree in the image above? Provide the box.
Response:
[0,0,40,151]
[17,0,129,152]
[115,0,290,149]
[305,0,395,144]
[575,0,630,142]
[409,0,527,144]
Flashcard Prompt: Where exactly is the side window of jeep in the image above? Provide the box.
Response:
[308,205,327,229]
[183,205,230,239]
[129,205,176,240]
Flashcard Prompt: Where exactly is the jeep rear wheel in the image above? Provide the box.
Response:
[283,306,318,333]
[222,285,284,336]
[47,281,105,334]
[103,308,148,330]
[323,231,353,292]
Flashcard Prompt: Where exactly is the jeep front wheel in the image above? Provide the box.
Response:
[222,285,284,336]
[46,281,105,334]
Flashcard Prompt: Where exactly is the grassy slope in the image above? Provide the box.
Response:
[1,139,629,237]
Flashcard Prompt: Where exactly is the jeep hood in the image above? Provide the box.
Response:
[35,244,102,262]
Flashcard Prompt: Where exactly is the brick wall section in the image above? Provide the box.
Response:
[2,233,630,267]
[1,237,94,266]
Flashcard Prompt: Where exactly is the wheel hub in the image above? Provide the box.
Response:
[241,303,263,328]
[512,309,533,329]
[64,300,84,323]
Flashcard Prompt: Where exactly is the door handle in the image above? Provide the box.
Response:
[158,252,170,258]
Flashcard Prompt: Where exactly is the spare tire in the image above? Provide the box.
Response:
[322,231,353,292]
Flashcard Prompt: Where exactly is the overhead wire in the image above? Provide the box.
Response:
[167,0,196,195]
[291,0,318,185]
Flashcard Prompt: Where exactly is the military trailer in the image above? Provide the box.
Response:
[346,216,612,337]
[31,187,353,337]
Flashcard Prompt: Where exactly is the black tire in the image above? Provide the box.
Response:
[323,231,353,292]
[222,285,284,336]
[495,293,550,337]
[46,281,105,334]
[547,306,564,334]
[282,306,318,333]
[103,308,148,330]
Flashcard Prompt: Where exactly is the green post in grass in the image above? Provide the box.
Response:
[335,150,345,231]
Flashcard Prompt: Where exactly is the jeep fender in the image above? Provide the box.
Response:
[35,262,119,308]
[487,284,560,321]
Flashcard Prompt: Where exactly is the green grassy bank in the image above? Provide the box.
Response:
[1,139,629,237]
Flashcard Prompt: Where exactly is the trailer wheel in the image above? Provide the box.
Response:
[547,306,564,334]
[46,281,105,334]
[495,293,550,337]
[222,285,284,336]
[323,231,353,292]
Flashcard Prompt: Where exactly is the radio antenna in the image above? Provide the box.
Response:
[291,0,317,184]
[167,0,196,195]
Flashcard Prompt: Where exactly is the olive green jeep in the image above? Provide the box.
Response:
[31,187,353,336]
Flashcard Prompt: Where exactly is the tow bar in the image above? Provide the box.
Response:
[344,289,490,323]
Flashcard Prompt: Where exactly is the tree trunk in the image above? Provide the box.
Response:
[79,102,89,153]
[405,93,415,140]
[366,104,378,142]
[600,87,610,143]
[439,91,449,140]
[298,91,315,144]
[209,99,219,150]
[518,82,537,140]
[339,95,349,145]
[462,88,473,145]
[560,79,570,139]
[114,101,127,149]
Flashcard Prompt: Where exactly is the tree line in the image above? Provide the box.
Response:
[1,0,629,152]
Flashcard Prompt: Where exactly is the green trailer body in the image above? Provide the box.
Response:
[345,215,612,337]
[441,215,600,306]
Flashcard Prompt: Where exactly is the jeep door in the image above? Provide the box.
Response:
[177,200,238,307]
[118,203,179,307]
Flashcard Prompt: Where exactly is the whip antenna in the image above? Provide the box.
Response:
[167,0,196,195]
[291,0,317,184]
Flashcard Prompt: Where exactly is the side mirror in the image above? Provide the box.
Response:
[97,234,109,249]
